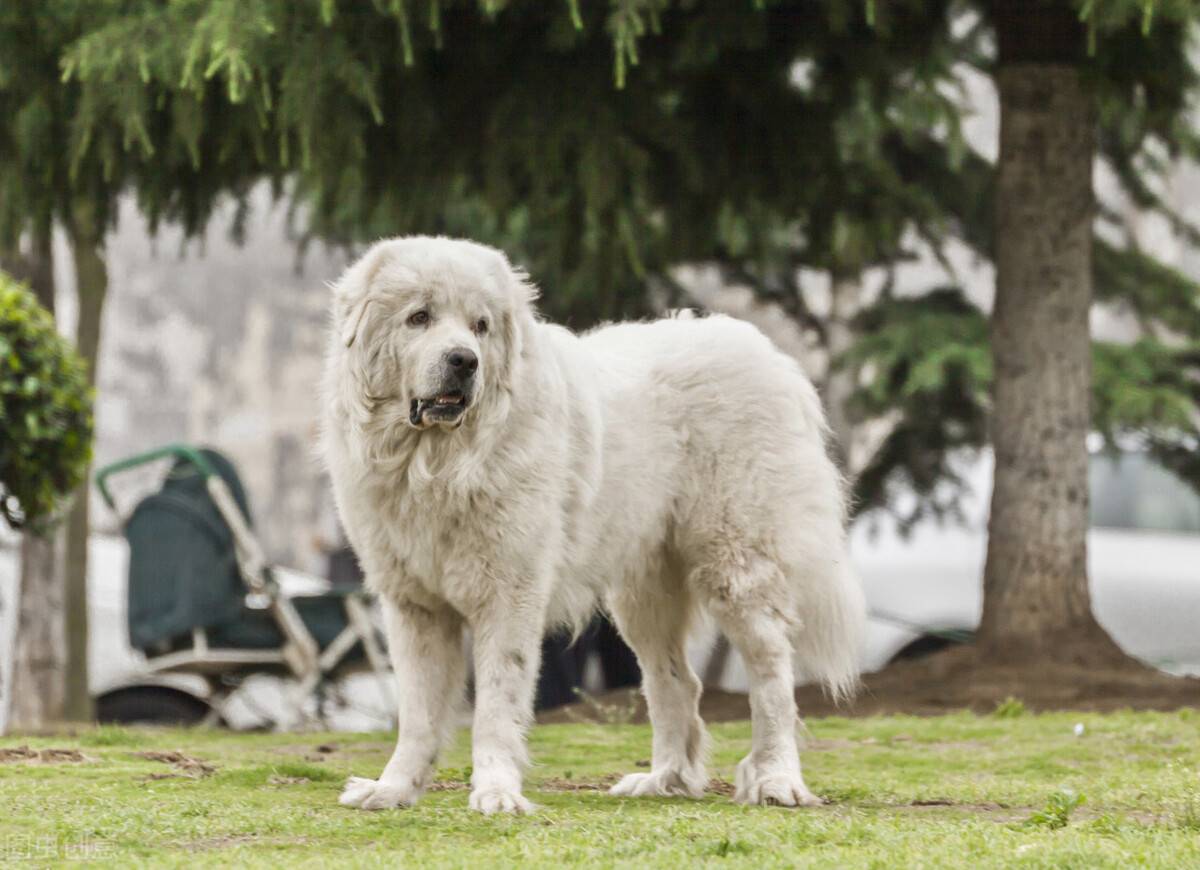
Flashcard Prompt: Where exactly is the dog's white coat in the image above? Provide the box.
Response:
[322,237,865,813]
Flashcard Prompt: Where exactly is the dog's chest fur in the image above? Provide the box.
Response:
[329,316,698,630]
[354,409,658,629]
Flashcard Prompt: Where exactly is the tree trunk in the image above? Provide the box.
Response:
[0,231,53,294]
[978,13,1128,665]
[10,534,67,728]
[824,271,863,473]
[62,222,108,721]
[7,230,70,730]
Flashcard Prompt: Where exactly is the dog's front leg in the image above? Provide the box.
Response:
[467,599,544,815]
[340,596,464,810]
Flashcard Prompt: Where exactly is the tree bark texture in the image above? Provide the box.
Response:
[977,62,1123,663]
[62,224,107,721]
[10,533,66,728]
[7,231,69,729]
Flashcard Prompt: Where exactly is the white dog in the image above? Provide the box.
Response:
[322,236,864,814]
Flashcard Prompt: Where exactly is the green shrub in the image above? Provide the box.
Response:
[0,272,92,531]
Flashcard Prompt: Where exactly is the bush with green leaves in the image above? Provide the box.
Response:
[0,272,92,531]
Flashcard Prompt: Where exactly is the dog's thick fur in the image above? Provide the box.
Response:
[322,237,865,814]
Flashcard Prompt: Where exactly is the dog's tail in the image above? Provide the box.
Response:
[788,378,867,704]
[793,554,866,704]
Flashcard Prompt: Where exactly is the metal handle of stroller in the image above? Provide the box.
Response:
[95,443,219,514]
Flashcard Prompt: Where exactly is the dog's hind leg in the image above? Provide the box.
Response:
[607,574,708,798]
[703,558,822,807]
[340,596,464,811]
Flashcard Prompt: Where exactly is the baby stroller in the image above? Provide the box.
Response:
[96,443,391,728]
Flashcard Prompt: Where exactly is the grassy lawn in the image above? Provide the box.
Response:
[1,708,1198,868]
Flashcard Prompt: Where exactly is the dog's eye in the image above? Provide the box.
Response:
[474,318,489,336]
[407,310,430,327]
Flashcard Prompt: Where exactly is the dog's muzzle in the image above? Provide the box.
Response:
[410,391,470,425]
[410,347,478,426]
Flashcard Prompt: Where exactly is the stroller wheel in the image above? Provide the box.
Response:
[95,686,218,727]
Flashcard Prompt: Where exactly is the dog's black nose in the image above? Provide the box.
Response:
[446,347,478,380]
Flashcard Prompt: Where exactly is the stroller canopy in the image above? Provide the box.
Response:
[125,449,254,652]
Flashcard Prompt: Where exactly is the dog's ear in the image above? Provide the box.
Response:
[340,296,372,348]
[500,305,524,375]
[333,242,392,347]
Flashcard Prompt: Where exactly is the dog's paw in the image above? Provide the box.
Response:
[469,787,534,815]
[609,768,706,799]
[339,776,422,810]
[733,769,823,808]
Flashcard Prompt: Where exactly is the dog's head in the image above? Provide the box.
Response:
[331,236,535,441]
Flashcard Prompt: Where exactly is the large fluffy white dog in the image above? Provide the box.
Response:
[322,236,864,814]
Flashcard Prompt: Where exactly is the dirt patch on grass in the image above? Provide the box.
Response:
[132,750,216,779]
[707,779,737,797]
[267,775,311,786]
[184,835,260,850]
[0,746,89,764]
[891,799,1028,822]
[424,777,618,793]
[533,774,621,792]
[886,800,1167,826]
[424,774,739,795]
[272,741,393,759]
[817,647,1200,718]
[180,834,311,851]
[540,647,1200,723]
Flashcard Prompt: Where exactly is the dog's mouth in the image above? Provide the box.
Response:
[410,391,470,426]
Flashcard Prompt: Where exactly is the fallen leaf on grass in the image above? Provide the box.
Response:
[267,775,310,786]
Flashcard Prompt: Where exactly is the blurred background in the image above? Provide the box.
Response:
[2,1,1198,734]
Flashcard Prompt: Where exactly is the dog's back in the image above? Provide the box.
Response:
[560,313,865,701]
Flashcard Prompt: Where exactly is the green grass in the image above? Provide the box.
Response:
[2,709,1198,868]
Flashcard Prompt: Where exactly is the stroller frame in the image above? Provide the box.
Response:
[97,443,391,728]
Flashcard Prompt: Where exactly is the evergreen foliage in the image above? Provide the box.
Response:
[843,288,990,526]
[31,0,1200,519]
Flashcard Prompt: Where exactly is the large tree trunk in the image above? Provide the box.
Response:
[6,230,70,729]
[62,221,108,721]
[978,8,1127,665]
